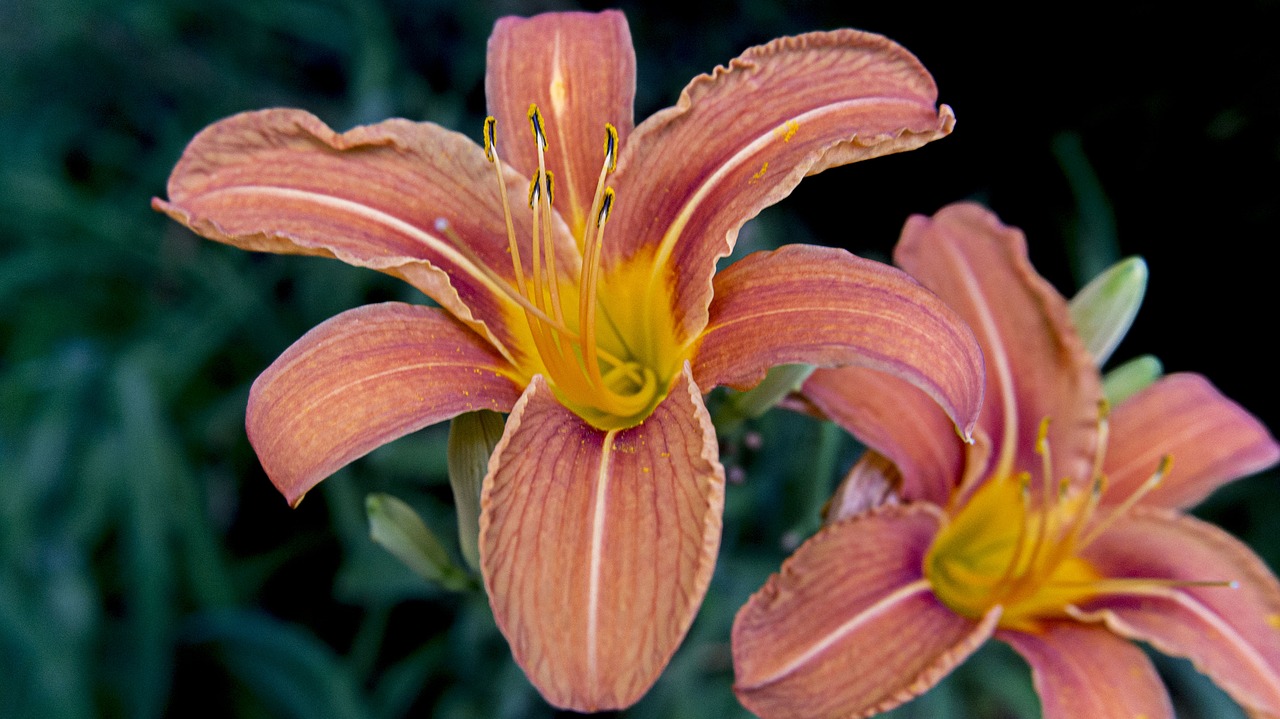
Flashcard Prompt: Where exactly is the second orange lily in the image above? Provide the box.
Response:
[733,203,1280,719]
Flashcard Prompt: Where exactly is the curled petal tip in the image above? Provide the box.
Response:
[939,104,956,134]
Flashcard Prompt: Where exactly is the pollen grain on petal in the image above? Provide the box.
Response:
[773,119,800,142]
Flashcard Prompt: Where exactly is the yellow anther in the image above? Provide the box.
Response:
[597,187,615,227]
[603,123,618,173]
[1097,398,1111,421]
[528,104,548,150]
[1035,417,1051,455]
[528,170,555,208]
[1079,453,1174,550]
[1091,473,1107,498]
[483,116,497,162]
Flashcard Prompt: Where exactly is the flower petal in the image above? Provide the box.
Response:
[479,365,724,711]
[824,450,903,521]
[606,28,953,342]
[248,303,521,507]
[1103,373,1280,510]
[733,504,999,719]
[1075,508,1280,716]
[153,108,569,361]
[486,10,636,237]
[694,244,983,441]
[998,622,1172,719]
[895,202,1103,487]
[804,367,964,507]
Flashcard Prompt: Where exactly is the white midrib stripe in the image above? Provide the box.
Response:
[938,236,1018,477]
[649,96,934,276]
[204,185,507,299]
[1167,590,1280,702]
[586,430,619,688]
[745,577,933,688]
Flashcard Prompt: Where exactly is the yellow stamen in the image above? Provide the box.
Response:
[1078,454,1172,550]
[527,104,565,345]
[580,187,615,387]
[482,116,527,296]
[576,123,619,390]
[432,217,566,338]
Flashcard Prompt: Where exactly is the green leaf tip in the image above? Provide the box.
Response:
[715,363,816,433]
[1102,354,1163,406]
[366,492,473,592]
[1069,256,1148,367]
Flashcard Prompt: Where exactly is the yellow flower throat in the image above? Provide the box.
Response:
[461,105,682,430]
[923,412,1209,631]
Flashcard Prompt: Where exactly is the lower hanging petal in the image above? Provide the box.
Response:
[479,365,724,711]
[694,244,983,440]
[999,622,1172,719]
[247,303,521,506]
[1075,508,1280,717]
[733,503,1000,719]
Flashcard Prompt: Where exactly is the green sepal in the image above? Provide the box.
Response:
[447,410,505,572]
[1102,354,1163,406]
[1068,256,1148,367]
[366,493,473,592]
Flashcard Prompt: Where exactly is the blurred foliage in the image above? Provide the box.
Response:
[1,0,1275,717]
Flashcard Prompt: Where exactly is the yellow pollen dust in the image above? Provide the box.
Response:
[470,104,681,430]
[924,408,1226,631]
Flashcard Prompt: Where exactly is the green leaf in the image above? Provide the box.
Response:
[1052,131,1120,285]
[365,493,472,591]
[1069,256,1148,367]
[446,410,504,572]
[714,363,816,433]
[185,610,372,719]
[1102,354,1164,406]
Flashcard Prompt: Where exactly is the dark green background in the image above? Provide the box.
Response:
[3,0,1277,717]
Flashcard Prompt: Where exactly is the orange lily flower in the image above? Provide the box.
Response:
[154,11,985,711]
[733,202,1280,719]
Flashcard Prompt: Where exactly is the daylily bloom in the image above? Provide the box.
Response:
[732,202,1280,719]
[153,11,985,711]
